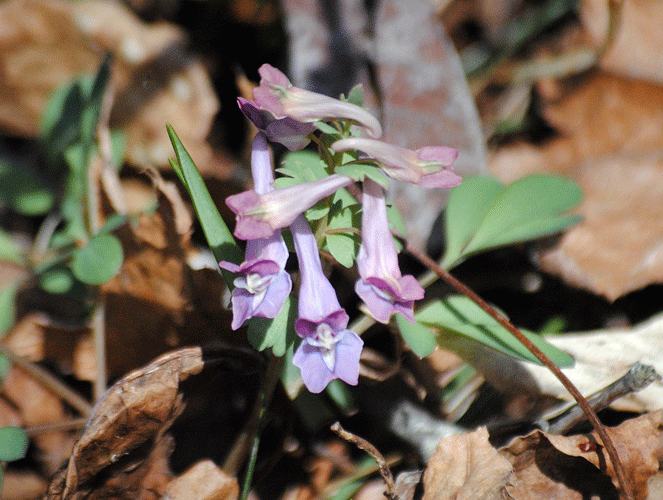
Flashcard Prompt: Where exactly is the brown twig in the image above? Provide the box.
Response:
[404,243,635,500]
[331,422,397,500]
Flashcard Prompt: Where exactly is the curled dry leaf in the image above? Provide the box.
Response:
[491,72,663,300]
[423,412,663,500]
[284,0,486,250]
[502,411,663,500]
[0,0,218,171]
[45,347,205,500]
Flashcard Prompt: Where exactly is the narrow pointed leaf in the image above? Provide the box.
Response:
[416,295,574,367]
[167,125,242,285]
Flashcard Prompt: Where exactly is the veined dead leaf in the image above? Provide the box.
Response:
[507,311,663,413]
[0,0,218,171]
[423,412,663,500]
[422,427,512,500]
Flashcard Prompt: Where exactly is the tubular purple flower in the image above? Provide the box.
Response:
[249,64,382,139]
[219,132,292,329]
[355,178,425,323]
[238,97,315,151]
[331,137,462,188]
[290,215,363,393]
[226,174,353,240]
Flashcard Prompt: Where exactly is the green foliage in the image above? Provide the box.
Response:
[0,284,19,338]
[323,193,361,268]
[325,379,356,414]
[0,230,25,266]
[0,160,54,216]
[442,175,583,269]
[345,84,365,107]
[71,234,123,285]
[334,162,389,188]
[167,124,242,286]
[38,266,75,295]
[248,295,297,356]
[415,295,574,367]
[0,427,28,462]
[395,314,437,358]
[42,54,112,167]
[0,426,29,490]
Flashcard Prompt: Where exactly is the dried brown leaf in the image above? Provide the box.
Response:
[501,411,663,500]
[3,367,75,475]
[164,460,239,500]
[0,0,218,170]
[500,429,619,499]
[422,413,663,500]
[422,427,512,500]
[44,347,206,500]
[3,470,49,500]
[100,173,197,378]
[581,0,663,85]
[490,72,663,300]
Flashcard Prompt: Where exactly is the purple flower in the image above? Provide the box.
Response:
[226,174,353,240]
[331,137,462,188]
[240,64,382,146]
[239,97,315,151]
[219,133,292,329]
[290,215,363,393]
[355,178,425,323]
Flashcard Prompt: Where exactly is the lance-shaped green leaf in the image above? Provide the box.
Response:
[167,124,242,286]
[442,175,583,269]
[416,295,574,367]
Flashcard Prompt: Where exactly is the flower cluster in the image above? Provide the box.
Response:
[223,64,461,393]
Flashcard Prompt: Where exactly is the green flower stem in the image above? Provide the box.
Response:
[223,355,283,498]
[310,134,336,171]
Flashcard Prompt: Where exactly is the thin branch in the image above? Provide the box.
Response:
[404,243,635,500]
[331,422,397,500]
[0,342,92,417]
